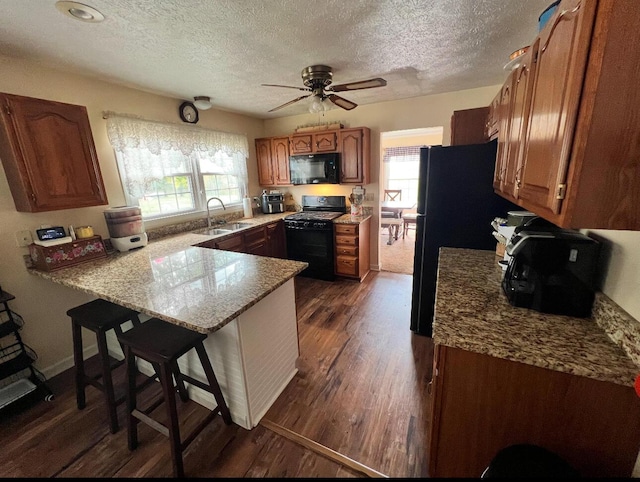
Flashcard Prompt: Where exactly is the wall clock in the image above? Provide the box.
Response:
[179,101,199,124]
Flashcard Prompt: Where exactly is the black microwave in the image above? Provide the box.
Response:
[289,153,340,185]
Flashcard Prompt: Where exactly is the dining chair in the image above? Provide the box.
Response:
[383,189,402,201]
[402,212,418,239]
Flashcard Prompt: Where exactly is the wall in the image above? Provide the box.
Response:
[0,54,264,377]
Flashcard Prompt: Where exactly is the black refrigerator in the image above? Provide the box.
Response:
[410,140,519,337]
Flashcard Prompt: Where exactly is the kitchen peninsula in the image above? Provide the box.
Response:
[29,230,308,430]
[429,248,640,477]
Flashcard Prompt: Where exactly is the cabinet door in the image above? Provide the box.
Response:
[493,79,513,192]
[450,107,489,146]
[517,0,596,215]
[486,91,501,140]
[506,48,536,199]
[255,138,274,186]
[290,134,312,154]
[314,131,338,152]
[0,93,107,212]
[243,226,268,256]
[339,127,370,184]
[271,137,291,185]
[265,221,286,258]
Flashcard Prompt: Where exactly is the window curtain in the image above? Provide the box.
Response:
[382,146,422,162]
[106,114,249,198]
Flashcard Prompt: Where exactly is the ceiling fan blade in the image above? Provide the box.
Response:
[328,94,357,111]
[268,94,311,112]
[262,83,311,92]
[328,77,387,92]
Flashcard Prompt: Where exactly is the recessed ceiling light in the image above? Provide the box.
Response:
[55,1,105,23]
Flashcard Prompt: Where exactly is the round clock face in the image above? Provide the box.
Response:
[179,101,199,124]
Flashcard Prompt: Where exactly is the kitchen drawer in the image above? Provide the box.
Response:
[215,234,244,252]
[336,255,358,276]
[336,245,358,256]
[335,224,358,235]
[335,235,358,246]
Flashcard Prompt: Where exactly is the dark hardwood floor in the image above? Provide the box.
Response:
[0,271,434,478]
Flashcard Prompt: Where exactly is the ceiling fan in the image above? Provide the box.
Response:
[262,65,387,113]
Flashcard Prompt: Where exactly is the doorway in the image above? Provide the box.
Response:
[379,127,443,274]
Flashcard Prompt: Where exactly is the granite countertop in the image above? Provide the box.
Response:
[434,247,640,387]
[334,213,372,224]
[30,230,308,334]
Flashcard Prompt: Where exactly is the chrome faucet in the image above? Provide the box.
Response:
[206,197,226,228]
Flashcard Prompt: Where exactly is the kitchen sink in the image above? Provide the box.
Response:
[222,222,253,230]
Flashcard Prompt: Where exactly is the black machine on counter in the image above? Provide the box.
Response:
[261,191,284,214]
[502,227,600,318]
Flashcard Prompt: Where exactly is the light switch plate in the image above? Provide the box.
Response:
[15,230,33,247]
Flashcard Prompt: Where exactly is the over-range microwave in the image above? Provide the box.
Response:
[289,153,340,185]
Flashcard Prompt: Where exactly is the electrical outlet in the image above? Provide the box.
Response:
[15,230,33,247]
[364,193,374,202]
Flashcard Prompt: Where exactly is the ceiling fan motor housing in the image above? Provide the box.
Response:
[302,65,333,89]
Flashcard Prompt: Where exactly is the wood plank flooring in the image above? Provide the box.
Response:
[0,271,434,478]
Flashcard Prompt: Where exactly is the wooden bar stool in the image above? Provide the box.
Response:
[68,298,142,434]
[117,317,232,478]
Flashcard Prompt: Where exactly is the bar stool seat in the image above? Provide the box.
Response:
[117,317,232,478]
[68,298,142,434]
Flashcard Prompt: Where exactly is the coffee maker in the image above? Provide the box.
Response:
[502,228,600,318]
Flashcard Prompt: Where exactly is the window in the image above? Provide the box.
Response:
[382,146,421,205]
[106,114,248,220]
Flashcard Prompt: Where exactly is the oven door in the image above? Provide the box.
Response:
[285,225,335,281]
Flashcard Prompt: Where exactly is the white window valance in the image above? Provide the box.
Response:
[105,113,249,201]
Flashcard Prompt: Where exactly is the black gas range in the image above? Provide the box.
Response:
[284,195,347,280]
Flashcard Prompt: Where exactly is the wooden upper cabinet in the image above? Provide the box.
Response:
[492,0,640,229]
[517,0,596,216]
[256,136,290,186]
[271,137,291,185]
[339,127,370,184]
[494,47,537,200]
[0,93,107,212]
[493,76,513,193]
[450,107,489,146]
[256,137,274,185]
[290,130,338,154]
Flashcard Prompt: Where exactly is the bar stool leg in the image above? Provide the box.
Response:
[170,360,189,403]
[195,343,232,424]
[124,345,139,451]
[160,362,184,478]
[71,320,86,410]
[96,329,119,433]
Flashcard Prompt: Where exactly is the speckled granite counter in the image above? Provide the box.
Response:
[434,247,640,387]
[29,231,307,334]
[334,213,372,224]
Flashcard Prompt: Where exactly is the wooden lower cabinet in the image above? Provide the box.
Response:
[428,345,640,478]
[334,218,370,281]
[196,221,286,258]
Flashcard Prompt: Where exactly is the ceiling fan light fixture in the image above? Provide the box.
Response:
[193,96,212,110]
[308,95,329,114]
[55,1,104,22]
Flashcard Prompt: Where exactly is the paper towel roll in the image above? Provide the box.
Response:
[243,197,253,218]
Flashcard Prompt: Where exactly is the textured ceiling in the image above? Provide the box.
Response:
[0,0,551,119]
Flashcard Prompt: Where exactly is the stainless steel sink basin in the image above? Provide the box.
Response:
[193,227,233,236]
[223,222,253,231]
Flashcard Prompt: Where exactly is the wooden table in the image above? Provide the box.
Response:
[381,200,416,244]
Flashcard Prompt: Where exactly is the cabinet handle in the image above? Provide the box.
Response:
[541,3,582,53]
